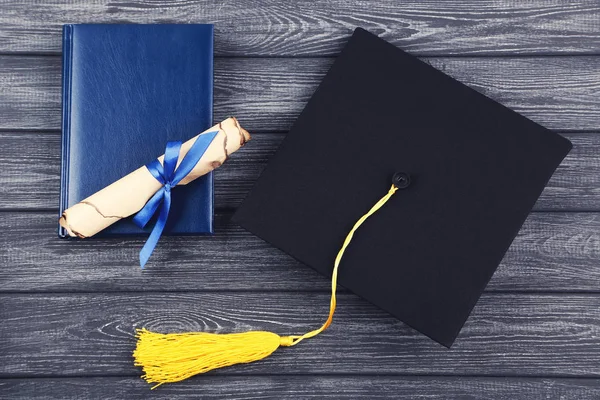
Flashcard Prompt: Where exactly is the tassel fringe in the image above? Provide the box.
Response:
[134,329,296,389]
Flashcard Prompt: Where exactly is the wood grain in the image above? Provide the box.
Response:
[1,376,600,399]
[1,0,599,396]
[0,0,599,56]
[1,211,599,293]
[0,131,597,211]
[2,292,600,376]
[0,131,280,211]
[2,56,599,132]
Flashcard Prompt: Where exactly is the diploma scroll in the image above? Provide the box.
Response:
[59,117,250,239]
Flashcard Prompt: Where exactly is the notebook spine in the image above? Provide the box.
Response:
[207,25,215,234]
[59,24,74,238]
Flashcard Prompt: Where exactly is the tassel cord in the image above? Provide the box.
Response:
[281,184,398,346]
[133,184,399,387]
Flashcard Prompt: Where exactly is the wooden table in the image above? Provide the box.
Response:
[1,1,600,398]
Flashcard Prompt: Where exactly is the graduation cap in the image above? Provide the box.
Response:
[133,28,572,387]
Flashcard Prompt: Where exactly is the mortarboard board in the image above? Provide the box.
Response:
[232,27,572,347]
[132,27,572,387]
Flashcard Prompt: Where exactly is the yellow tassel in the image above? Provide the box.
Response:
[133,184,398,388]
[134,329,295,389]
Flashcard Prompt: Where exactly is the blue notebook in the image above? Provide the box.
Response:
[60,24,214,237]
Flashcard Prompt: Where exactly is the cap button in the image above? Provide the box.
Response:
[392,172,411,189]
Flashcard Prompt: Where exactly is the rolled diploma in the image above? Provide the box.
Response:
[59,117,250,238]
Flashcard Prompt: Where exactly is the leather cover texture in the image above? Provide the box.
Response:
[60,24,214,237]
[233,28,573,347]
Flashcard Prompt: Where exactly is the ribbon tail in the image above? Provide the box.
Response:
[140,191,172,269]
[133,189,165,229]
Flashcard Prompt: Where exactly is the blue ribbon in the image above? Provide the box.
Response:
[133,131,219,268]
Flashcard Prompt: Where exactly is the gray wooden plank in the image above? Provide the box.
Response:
[0,132,61,210]
[0,0,599,56]
[0,131,596,211]
[0,131,278,211]
[2,376,600,399]
[1,293,600,376]
[1,56,599,132]
[1,212,599,293]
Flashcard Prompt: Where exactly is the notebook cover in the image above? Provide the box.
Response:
[60,24,213,237]
[233,28,572,347]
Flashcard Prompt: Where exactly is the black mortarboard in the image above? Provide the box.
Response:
[233,28,572,347]
[133,28,573,387]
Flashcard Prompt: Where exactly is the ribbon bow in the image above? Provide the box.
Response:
[133,131,219,268]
